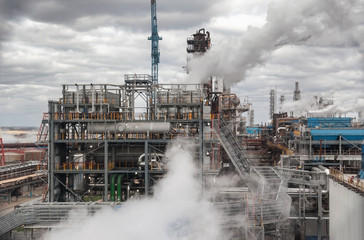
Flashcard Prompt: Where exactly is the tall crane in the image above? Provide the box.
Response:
[148,0,162,85]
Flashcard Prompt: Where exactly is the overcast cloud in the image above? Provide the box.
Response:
[0,0,363,127]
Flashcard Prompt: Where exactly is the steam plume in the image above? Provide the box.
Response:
[189,0,364,87]
[45,139,224,240]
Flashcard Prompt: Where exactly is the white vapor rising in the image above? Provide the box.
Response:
[281,94,364,118]
[44,139,224,240]
[188,0,364,87]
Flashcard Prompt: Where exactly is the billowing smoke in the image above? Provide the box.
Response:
[44,139,225,240]
[281,94,364,118]
[188,0,364,87]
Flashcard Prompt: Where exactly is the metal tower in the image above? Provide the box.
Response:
[148,0,162,85]
[270,89,276,120]
[293,82,301,101]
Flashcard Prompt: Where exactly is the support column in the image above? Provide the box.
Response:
[48,101,54,202]
[112,146,115,166]
[339,135,342,155]
[104,141,108,201]
[199,120,203,184]
[309,136,312,159]
[145,138,149,195]
[317,185,322,240]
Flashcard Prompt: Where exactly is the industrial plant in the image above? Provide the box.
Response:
[1,1,363,240]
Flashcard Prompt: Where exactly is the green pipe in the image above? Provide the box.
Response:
[110,174,117,201]
[117,174,123,202]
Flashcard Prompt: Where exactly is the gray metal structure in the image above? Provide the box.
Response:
[47,78,207,203]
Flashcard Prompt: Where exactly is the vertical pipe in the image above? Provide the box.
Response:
[317,185,322,240]
[199,120,203,185]
[62,85,66,104]
[309,136,312,159]
[104,141,108,201]
[91,84,95,113]
[100,86,103,113]
[76,84,80,112]
[48,101,54,202]
[110,174,117,201]
[117,174,123,201]
[339,135,342,155]
[144,138,149,196]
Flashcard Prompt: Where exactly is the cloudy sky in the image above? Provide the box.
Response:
[0,0,363,127]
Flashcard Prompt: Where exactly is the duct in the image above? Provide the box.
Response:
[88,122,171,134]
[117,174,123,202]
[318,165,330,175]
[138,153,165,169]
[110,174,117,201]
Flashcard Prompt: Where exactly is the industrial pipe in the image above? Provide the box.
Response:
[88,122,171,134]
[76,84,80,113]
[91,84,95,113]
[117,174,124,202]
[110,174,117,201]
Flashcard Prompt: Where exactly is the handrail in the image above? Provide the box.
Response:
[330,168,364,192]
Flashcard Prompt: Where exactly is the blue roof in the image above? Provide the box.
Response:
[307,117,352,128]
[310,129,364,141]
[246,127,262,135]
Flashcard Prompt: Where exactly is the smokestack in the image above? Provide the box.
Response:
[249,109,254,126]
[270,89,276,120]
[358,111,364,123]
[279,95,285,112]
[293,82,301,101]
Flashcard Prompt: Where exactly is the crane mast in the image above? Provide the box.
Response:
[148,0,162,85]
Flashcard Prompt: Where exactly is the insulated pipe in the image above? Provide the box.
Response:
[88,122,171,134]
[117,174,123,202]
[110,174,117,201]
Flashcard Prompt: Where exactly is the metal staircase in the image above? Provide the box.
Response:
[214,116,251,178]
[0,201,122,236]
[0,211,24,235]
[213,116,292,237]
[36,113,49,143]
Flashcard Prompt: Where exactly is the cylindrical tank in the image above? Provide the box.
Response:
[88,122,171,134]
[72,153,85,191]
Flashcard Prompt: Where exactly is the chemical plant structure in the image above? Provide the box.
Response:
[1,2,364,240]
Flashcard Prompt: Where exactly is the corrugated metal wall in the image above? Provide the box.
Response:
[329,178,364,240]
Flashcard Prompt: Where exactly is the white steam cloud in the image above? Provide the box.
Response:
[44,139,224,240]
[188,0,364,87]
[281,95,364,118]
